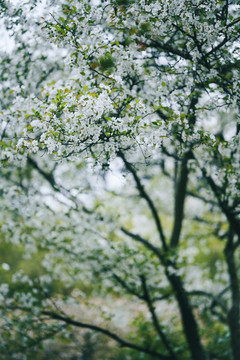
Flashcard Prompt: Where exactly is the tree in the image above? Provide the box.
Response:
[0,0,240,359]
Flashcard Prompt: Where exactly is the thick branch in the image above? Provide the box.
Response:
[170,88,199,248]
[170,156,189,248]
[150,39,192,62]
[121,228,206,360]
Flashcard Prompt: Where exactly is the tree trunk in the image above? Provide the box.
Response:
[168,273,206,360]
[225,229,240,360]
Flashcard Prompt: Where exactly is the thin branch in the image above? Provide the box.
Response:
[113,273,172,303]
[205,36,228,57]
[226,17,240,29]
[187,290,228,313]
[112,273,145,300]
[27,156,92,214]
[200,167,240,238]
[209,308,227,324]
[153,293,173,302]
[121,227,164,263]
[0,119,9,141]
[187,191,218,207]
[141,275,179,360]
[36,66,56,89]
[28,156,56,188]
[118,151,168,251]
[41,310,171,360]
[0,304,171,359]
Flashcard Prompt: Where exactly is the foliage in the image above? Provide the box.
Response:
[0,0,240,359]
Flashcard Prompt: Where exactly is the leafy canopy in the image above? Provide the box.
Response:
[0,1,240,360]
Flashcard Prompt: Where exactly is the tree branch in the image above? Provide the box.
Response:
[0,304,172,359]
[27,156,92,214]
[166,273,206,360]
[112,273,145,301]
[141,275,179,360]
[118,151,168,251]
[170,156,189,248]
[121,227,164,263]
[187,290,228,323]
[150,39,192,62]
[170,90,198,248]
[187,290,228,314]
[41,310,172,360]
[200,167,240,238]
[121,229,206,360]
[113,272,172,303]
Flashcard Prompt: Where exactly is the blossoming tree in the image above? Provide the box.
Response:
[0,0,240,359]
